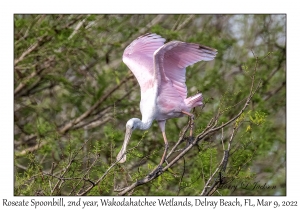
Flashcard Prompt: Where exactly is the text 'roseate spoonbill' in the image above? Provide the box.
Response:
[117,33,217,174]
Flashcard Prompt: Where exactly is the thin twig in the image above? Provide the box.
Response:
[166,124,189,160]
[50,138,91,195]
[176,157,186,195]
[58,74,134,134]
[14,56,55,96]
[177,15,195,30]
[44,173,96,186]
[71,153,100,195]
[79,133,146,196]
[200,123,240,196]
[68,15,90,40]
[14,35,52,66]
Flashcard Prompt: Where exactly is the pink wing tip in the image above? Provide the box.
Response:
[198,44,218,55]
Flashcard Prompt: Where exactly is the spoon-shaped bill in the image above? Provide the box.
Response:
[116,128,133,163]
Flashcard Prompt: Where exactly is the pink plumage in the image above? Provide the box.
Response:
[117,33,217,172]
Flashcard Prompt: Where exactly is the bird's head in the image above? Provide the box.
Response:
[116,118,141,163]
[126,118,141,131]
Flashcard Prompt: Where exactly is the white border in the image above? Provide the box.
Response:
[1,0,298,209]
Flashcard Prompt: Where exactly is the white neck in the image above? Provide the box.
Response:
[135,118,153,130]
[141,120,153,130]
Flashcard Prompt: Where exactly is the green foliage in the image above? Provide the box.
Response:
[14,14,285,196]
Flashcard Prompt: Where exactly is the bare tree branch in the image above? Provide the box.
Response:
[14,35,52,66]
[200,122,240,196]
[177,15,195,30]
[58,74,134,134]
[50,138,91,195]
[14,56,55,96]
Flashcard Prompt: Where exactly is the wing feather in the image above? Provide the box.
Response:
[156,41,217,99]
[122,33,166,93]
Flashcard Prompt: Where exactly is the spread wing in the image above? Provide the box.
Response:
[122,33,166,93]
[155,41,217,100]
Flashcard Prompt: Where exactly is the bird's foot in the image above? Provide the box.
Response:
[186,136,195,147]
[148,165,163,178]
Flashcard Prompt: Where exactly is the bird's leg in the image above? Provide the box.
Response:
[159,131,169,166]
[181,111,195,145]
[148,132,168,178]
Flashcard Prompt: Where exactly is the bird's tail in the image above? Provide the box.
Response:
[184,93,203,109]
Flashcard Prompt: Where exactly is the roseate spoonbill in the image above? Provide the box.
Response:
[117,33,217,174]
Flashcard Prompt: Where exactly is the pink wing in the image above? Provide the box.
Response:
[123,33,166,93]
[155,41,217,100]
